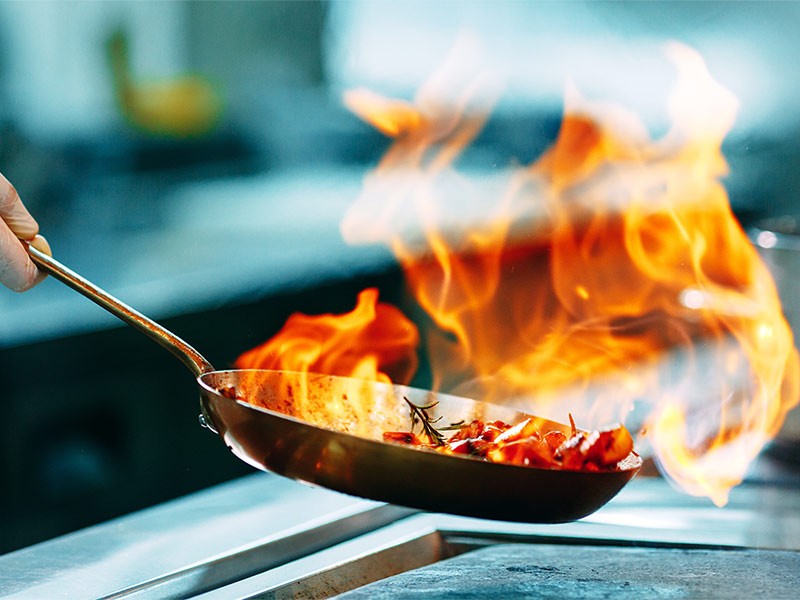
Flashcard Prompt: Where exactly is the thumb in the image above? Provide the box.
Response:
[0,173,39,239]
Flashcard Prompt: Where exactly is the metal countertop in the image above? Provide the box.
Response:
[1,458,798,599]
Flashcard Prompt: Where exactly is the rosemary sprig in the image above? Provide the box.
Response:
[403,396,447,446]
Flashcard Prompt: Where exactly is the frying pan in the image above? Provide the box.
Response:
[26,244,640,523]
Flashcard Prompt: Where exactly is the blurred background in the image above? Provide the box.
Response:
[1,0,799,553]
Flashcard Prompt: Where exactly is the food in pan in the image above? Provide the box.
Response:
[218,382,635,472]
[383,398,635,471]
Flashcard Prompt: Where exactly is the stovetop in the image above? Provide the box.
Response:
[1,454,798,599]
[336,543,799,599]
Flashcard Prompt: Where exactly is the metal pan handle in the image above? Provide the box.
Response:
[27,243,215,378]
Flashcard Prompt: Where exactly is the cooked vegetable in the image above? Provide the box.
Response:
[384,397,635,471]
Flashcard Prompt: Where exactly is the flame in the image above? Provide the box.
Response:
[235,288,419,385]
[339,42,798,505]
[238,41,798,506]
[344,89,424,138]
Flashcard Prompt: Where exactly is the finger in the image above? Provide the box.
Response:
[0,173,38,239]
[0,222,45,292]
[30,233,51,256]
[28,234,51,288]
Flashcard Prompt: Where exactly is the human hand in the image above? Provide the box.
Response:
[1,172,50,291]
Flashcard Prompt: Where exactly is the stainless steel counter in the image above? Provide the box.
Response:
[2,461,798,599]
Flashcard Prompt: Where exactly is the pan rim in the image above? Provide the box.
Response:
[197,368,643,476]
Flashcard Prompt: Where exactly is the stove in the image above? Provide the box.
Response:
[337,543,799,599]
[1,455,798,599]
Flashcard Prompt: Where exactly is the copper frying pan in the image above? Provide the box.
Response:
[27,244,640,523]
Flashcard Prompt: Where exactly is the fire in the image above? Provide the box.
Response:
[235,288,419,386]
[239,42,799,506]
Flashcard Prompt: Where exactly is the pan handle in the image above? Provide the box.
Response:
[27,243,215,378]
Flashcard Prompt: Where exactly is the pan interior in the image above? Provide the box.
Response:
[197,369,572,443]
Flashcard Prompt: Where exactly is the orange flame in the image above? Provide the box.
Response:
[235,288,419,385]
[336,42,799,505]
[237,41,798,506]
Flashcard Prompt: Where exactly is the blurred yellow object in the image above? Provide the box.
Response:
[107,28,222,137]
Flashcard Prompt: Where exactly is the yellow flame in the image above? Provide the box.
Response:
[344,88,424,138]
[337,41,799,505]
[235,288,419,387]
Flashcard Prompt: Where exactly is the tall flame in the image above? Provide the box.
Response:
[336,41,799,505]
[238,41,798,506]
